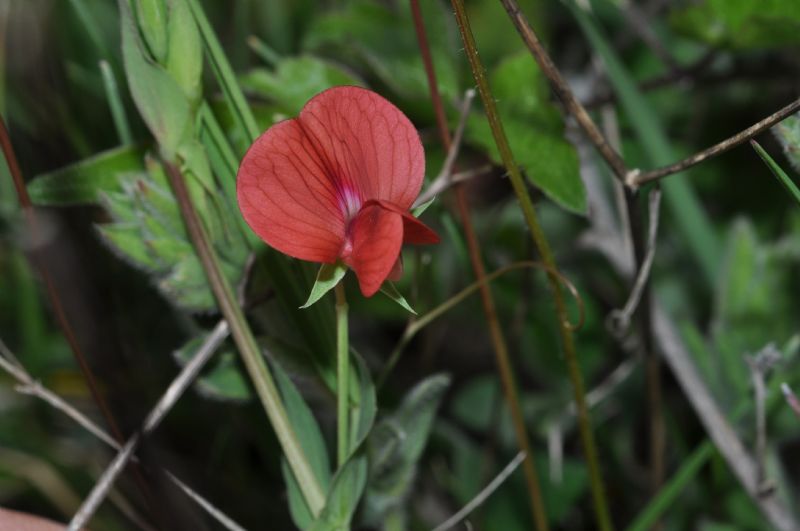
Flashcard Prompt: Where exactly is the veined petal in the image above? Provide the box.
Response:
[237,119,346,262]
[346,203,404,297]
[297,86,425,210]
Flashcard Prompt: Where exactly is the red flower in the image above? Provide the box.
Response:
[237,86,439,297]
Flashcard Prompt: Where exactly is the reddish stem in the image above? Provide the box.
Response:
[409,2,550,530]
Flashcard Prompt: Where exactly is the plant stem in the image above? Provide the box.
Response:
[449,2,614,530]
[334,282,349,467]
[408,2,550,529]
[164,161,326,517]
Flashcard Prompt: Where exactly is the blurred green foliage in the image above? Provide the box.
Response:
[1,0,800,529]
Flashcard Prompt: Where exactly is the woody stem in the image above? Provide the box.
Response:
[334,282,350,467]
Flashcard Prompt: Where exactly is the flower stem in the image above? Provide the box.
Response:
[448,2,614,530]
[164,161,326,517]
[334,282,349,467]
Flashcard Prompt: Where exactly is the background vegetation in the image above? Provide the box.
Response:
[1,0,799,529]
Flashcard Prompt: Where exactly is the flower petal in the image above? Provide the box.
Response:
[237,119,346,262]
[366,199,440,245]
[347,203,403,297]
[401,213,440,245]
[298,86,425,210]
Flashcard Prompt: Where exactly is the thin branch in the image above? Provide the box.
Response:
[745,344,781,496]
[0,116,128,452]
[0,332,247,531]
[497,0,628,180]
[606,188,662,337]
[631,98,800,187]
[66,320,231,531]
[431,452,526,531]
[413,89,477,208]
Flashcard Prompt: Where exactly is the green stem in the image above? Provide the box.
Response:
[409,1,549,527]
[334,282,349,467]
[449,2,614,530]
[164,161,326,517]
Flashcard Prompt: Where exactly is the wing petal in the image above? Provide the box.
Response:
[237,119,345,262]
[298,86,425,210]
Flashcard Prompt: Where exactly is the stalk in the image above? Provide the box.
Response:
[164,162,326,517]
[334,282,349,467]
[448,2,614,529]
[408,2,550,529]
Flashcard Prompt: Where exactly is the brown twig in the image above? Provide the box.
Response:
[0,117,125,445]
[498,0,800,194]
[0,334,246,531]
[67,321,234,530]
[498,0,628,181]
[409,2,550,529]
[631,98,800,187]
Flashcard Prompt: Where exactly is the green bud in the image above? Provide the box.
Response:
[134,0,169,64]
[166,0,203,105]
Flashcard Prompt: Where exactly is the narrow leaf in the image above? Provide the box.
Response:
[300,262,348,309]
[379,282,416,315]
[752,140,800,206]
[309,455,368,531]
[411,196,436,217]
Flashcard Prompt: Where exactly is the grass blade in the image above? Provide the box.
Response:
[186,0,260,143]
[751,140,800,205]
[99,60,133,145]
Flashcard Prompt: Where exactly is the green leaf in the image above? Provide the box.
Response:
[363,374,450,525]
[752,140,800,206]
[411,196,435,218]
[172,333,250,401]
[304,0,459,105]
[670,0,800,49]
[186,0,259,142]
[309,455,368,531]
[301,262,348,309]
[379,282,416,315]
[165,0,203,103]
[119,0,192,158]
[27,145,145,206]
[97,162,247,311]
[273,360,332,530]
[133,0,168,63]
[465,51,586,214]
[350,351,376,453]
[240,56,362,115]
